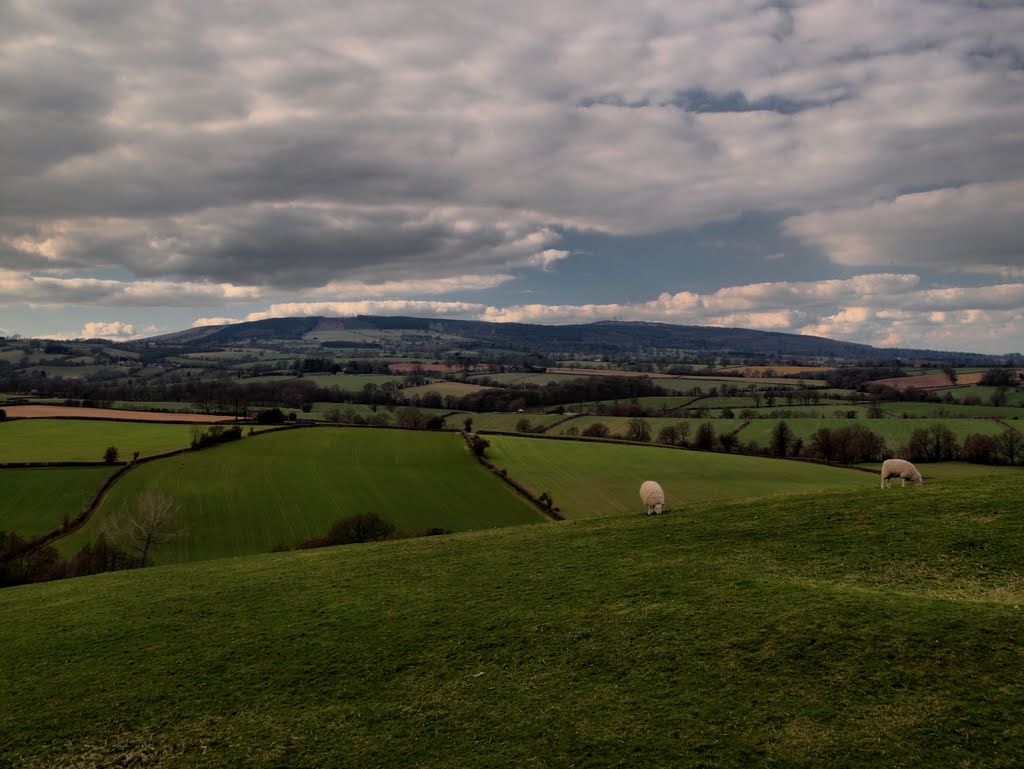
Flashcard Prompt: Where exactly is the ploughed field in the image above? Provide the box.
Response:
[3,476,1022,768]
[57,428,543,563]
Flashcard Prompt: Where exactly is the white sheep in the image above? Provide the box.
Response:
[639,480,665,515]
[880,458,923,488]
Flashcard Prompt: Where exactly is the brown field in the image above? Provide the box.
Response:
[545,367,676,378]
[717,365,835,375]
[868,372,985,391]
[1,405,236,422]
[388,363,486,373]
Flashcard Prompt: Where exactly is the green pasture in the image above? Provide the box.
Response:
[468,372,592,386]
[459,412,569,433]
[0,419,206,463]
[562,395,701,413]
[57,428,543,563]
[550,414,750,440]
[880,401,1024,419]
[954,385,1024,406]
[485,434,868,517]
[859,461,1023,482]
[402,381,493,398]
[736,416,1010,448]
[0,466,115,536]
[9,477,1023,767]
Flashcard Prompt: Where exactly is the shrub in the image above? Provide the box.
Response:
[582,422,609,438]
[297,513,401,550]
[255,408,286,424]
[103,445,119,464]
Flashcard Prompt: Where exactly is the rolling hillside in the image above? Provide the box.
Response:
[56,427,544,563]
[3,476,1022,768]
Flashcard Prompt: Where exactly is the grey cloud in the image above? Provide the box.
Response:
[0,0,1022,302]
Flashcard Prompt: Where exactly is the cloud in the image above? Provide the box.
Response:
[783,181,1024,274]
[76,321,137,340]
[0,0,1022,352]
[0,270,263,307]
[214,273,1024,352]
[243,300,488,322]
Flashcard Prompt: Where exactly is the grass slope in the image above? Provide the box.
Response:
[485,435,870,517]
[58,428,543,563]
[2,477,1022,768]
[0,419,204,463]
[0,467,114,536]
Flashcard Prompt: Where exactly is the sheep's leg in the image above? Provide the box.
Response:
[900,476,906,487]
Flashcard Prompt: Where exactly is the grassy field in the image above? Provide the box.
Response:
[3,476,1022,767]
[879,402,1024,419]
[456,412,569,432]
[0,419,207,463]
[402,381,494,398]
[0,467,115,536]
[737,417,1010,449]
[56,428,544,563]
[484,435,870,517]
[549,415,750,440]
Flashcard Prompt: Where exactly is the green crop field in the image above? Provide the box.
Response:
[57,428,544,563]
[0,467,115,536]
[485,434,870,517]
[736,417,1010,449]
[550,415,750,440]
[450,412,567,432]
[0,419,208,463]
[4,476,1022,768]
[402,381,493,398]
[880,401,1024,419]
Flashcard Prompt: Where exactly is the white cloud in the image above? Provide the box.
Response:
[784,181,1024,273]
[244,300,487,321]
[77,321,136,340]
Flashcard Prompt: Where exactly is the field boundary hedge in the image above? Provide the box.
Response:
[463,432,564,521]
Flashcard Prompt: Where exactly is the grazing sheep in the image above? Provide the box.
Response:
[880,458,923,488]
[639,480,665,515]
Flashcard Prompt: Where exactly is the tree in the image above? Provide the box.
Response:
[769,421,793,457]
[996,429,1022,465]
[962,433,998,464]
[582,422,610,438]
[103,491,184,567]
[809,427,839,463]
[103,445,119,464]
[693,422,717,450]
[657,424,680,446]
[463,416,473,433]
[625,418,651,442]
[516,418,533,433]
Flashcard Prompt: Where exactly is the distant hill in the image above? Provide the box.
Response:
[140,315,1010,363]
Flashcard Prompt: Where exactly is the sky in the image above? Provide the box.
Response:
[1,0,1023,354]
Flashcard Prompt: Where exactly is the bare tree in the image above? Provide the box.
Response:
[103,491,185,567]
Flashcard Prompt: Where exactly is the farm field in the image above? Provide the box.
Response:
[467,371,587,386]
[57,428,544,563]
[736,416,1009,448]
[861,461,1023,482]
[6,476,1022,768]
[0,419,221,463]
[549,415,750,440]
[484,434,869,517]
[2,405,236,423]
[0,467,114,536]
[880,401,1024,419]
[457,412,569,433]
[401,381,494,398]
